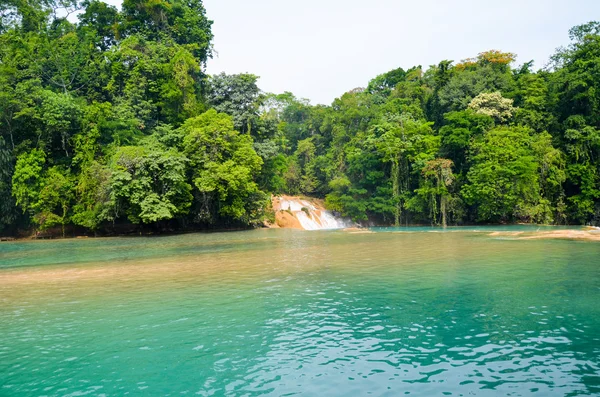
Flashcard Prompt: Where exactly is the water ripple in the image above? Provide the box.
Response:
[0,229,599,396]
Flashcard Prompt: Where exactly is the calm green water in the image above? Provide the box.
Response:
[1,227,599,396]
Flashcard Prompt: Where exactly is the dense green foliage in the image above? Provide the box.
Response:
[0,1,599,235]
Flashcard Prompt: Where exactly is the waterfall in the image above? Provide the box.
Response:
[275,197,353,230]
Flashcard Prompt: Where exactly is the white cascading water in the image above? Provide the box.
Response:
[278,198,353,230]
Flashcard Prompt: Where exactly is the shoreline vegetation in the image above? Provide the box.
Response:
[1,2,599,238]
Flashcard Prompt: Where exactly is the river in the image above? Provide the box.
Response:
[1,227,599,396]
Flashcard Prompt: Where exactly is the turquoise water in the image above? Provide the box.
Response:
[1,228,599,396]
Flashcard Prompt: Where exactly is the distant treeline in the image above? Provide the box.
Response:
[1,1,599,236]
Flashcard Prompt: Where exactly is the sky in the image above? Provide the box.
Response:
[103,0,600,105]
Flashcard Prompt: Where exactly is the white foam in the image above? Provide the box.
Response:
[278,197,353,230]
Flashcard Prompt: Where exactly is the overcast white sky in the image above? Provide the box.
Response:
[103,0,600,105]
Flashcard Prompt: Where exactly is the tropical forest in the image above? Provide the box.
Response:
[1,0,600,237]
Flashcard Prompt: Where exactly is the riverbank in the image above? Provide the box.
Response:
[3,208,599,243]
[4,226,600,243]
[0,225,255,242]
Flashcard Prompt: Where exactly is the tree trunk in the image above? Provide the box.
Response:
[62,133,69,157]
[392,159,400,226]
[402,158,409,226]
[441,196,447,228]
[6,117,15,150]
[62,204,67,238]
[436,175,442,227]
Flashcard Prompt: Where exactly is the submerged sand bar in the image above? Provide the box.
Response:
[489,228,600,242]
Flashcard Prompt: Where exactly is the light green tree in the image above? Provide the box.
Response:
[468,91,516,123]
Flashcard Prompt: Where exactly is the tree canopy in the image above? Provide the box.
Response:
[0,2,599,235]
